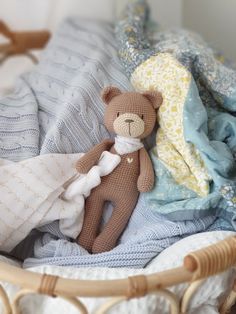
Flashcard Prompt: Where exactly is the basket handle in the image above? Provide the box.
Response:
[184,236,236,280]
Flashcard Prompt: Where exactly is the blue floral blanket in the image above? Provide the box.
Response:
[116,0,236,225]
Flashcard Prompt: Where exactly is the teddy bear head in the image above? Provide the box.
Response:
[101,86,163,139]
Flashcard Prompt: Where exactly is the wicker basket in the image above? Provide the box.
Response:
[0,236,235,314]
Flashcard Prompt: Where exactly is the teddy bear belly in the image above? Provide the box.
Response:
[93,152,140,201]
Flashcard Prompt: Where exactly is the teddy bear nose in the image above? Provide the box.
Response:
[125,119,134,123]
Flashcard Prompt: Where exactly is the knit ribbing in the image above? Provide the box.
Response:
[0,18,132,161]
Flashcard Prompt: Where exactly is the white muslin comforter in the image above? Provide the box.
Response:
[0,151,120,252]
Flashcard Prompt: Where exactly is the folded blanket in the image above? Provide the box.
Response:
[0,152,120,252]
[116,0,236,224]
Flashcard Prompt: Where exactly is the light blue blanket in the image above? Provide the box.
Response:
[0,14,234,268]
[116,0,236,225]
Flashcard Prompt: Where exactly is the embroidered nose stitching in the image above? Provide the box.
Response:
[125,119,134,123]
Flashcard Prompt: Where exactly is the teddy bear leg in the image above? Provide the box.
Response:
[77,191,105,253]
[92,199,137,254]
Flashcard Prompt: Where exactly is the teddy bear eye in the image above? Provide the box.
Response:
[117,112,120,117]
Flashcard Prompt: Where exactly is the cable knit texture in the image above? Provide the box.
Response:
[0,18,132,161]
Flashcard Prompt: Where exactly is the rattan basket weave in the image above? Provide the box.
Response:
[0,236,235,314]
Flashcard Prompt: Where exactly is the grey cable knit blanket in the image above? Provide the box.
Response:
[0,18,132,161]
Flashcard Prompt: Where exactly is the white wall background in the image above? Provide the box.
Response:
[151,0,182,27]
[0,0,235,60]
[0,0,182,30]
[183,0,236,61]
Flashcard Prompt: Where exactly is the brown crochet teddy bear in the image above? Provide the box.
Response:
[76,86,163,253]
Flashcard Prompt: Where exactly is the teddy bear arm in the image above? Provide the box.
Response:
[137,147,155,193]
[76,139,114,174]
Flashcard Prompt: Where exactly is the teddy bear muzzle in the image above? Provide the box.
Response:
[113,112,145,138]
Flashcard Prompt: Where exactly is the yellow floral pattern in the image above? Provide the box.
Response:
[131,53,210,196]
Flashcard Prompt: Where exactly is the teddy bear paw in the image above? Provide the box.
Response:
[75,160,91,174]
[137,179,154,193]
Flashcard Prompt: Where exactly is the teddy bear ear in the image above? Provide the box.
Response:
[142,91,163,109]
[101,86,122,105]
